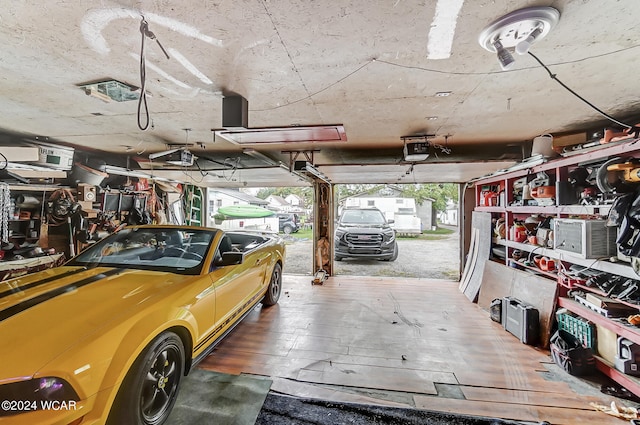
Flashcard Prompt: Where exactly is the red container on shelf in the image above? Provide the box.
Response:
[510,223,527,242]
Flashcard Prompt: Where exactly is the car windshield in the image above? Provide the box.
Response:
[340,209,386,225]
[68,227,217,275]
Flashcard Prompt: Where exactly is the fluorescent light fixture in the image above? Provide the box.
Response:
[215,125,347,145]
[102,165,182,183]
[426,0,465,60]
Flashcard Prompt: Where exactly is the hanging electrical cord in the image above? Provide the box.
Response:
[528,51,639,136]
[0,183,10,243]
[137,17,170,131]
[0,152,7,170]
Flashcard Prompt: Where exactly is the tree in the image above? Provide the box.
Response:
[257,187,313,206]
[400,183,458,213]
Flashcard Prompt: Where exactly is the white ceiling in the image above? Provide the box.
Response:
[0,1,639,187]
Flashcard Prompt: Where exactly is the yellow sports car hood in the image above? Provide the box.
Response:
[0,265,195,380]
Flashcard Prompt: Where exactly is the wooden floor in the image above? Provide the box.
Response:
[199,275,626,424]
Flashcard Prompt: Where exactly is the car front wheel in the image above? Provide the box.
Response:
[262,262,282,306]
[107,332,185,425]
[283,225,293,234]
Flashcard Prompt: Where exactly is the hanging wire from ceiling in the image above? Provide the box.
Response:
[527,51,638,135]
[137,16,170,131]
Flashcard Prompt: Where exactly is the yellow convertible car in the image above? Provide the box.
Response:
[0,225,285,425]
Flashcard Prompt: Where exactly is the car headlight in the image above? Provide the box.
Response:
[382,228,396,242]
[0,377,79,417]
[335,229,346,240]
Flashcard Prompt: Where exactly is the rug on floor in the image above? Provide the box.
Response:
[167,369,272,425]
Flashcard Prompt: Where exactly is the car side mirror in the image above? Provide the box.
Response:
[387,219,395,224]
[216,252,244,266]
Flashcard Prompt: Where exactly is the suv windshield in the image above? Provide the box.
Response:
[340,209,386,225]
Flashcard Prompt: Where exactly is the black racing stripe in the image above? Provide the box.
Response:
[0,268,124,323]
[0,267,88,300]
[194,290,263,352]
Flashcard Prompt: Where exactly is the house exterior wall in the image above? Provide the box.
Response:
[343,196,415,219]
[265,195,291,212]
[206,189,273,230]
[343,196,424,234]
[415,201,436,230]
[285,194,303,207]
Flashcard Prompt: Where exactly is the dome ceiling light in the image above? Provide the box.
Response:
[478,6,560,70]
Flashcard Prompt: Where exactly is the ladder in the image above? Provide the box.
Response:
[184,185,203,226]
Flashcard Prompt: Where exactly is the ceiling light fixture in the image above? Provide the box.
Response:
[493,39,515,70]
[478,6,560,70]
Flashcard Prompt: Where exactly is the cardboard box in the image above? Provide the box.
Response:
[596,324,618,364]
[585,293,635,317]
[552,132,587,149]
[78,201,94,211]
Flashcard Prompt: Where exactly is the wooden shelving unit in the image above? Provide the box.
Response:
[472,137,640,396]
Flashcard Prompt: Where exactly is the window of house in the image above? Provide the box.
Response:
[367,200,375,206]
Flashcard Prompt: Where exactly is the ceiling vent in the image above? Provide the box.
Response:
[78,79,140,103]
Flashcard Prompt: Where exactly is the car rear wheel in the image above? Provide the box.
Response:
[262,263,282,306]
[107,332,185,425]
[283,225,293,234]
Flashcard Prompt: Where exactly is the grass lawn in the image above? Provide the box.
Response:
[288,228,313,240]
[398,226,455,240]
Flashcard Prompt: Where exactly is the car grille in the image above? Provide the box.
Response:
[345,233,383,246]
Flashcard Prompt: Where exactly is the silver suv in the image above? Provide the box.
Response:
[334,208,398,261]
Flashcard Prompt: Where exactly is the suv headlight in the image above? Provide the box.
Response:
[335,229,346,240]
[0,377,79,417]
[382,228,396,242]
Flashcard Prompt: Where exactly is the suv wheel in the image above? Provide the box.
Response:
[384,243,399,262]
[283,224,293,234]
[390,243,399,261]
